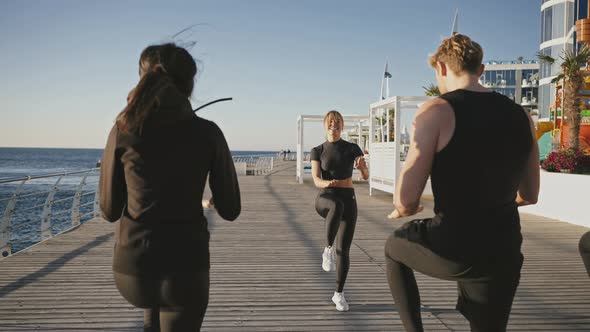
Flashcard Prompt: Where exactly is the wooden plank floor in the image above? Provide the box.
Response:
[0,160,589,331]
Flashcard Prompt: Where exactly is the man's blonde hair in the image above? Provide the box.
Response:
[429,34,483,74]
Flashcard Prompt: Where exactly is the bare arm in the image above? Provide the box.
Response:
[516,113,540,206]
[354,156,369,180]
[391,100,450,217]
[311,160,334,188]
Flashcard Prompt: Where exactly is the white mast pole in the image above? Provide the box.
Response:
[451,9,459,36]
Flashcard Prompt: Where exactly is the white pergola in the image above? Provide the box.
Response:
[368,96,433,195]
[296,114,369,184]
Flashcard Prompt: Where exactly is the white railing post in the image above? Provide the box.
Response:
[296,116,304,184]
[0,179,26,257]
[93,184,100,218]
[0,168,100,257]
[71,171,91,227]
[369,106,374,195]
[393,97,402,185]
[40,175,63,241]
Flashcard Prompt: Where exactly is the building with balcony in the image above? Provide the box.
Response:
[539,0,588,117]
[479,60,540,112]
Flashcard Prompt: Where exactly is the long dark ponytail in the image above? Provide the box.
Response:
[117,43,197,134]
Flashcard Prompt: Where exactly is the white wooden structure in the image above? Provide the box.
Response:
[368,96,433,195]
[296,114,369,184]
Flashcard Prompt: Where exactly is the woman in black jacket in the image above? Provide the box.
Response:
[99,43,240,332]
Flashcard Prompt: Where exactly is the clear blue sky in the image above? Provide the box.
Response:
[0,0,541,151]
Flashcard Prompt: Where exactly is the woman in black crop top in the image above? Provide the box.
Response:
[310,110,368,312]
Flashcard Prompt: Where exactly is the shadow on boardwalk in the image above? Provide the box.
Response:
[0,233,113,298]
[0,162,588,331]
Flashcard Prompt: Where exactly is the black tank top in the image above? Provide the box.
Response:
[310,139,363,180]
[433,89,532,224]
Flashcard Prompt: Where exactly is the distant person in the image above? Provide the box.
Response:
[311,110,369,311]
[99,43,241,332]
[384,34,539,331]
[286,149,291,160]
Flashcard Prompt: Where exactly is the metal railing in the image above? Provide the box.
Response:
[0,155,276,258]
[278,152,298,161]
[0,168,100,258]
[232,155,275,175]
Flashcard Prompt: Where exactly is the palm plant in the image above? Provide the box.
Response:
[537,44,590,150]
[422,83,441,97]
[375,108,395,142]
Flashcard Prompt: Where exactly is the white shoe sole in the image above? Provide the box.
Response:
[322,260,335,272]
[332,297,349,311]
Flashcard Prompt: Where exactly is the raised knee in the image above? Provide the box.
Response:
[384,232,399,260]
[579,231,590,254]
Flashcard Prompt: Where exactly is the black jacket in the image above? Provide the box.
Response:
[99,87,240,276]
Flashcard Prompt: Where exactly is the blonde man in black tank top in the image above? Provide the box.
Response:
[384,34,540,332]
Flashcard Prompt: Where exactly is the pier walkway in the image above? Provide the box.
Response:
[1,161,589,331]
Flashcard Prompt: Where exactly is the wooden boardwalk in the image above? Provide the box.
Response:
[1,161,589,331]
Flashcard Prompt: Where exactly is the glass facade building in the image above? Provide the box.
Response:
[539,0,588,118]
[479,61,540,111]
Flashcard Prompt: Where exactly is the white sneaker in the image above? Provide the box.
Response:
[322,246,335,272]
[332,292,349,312]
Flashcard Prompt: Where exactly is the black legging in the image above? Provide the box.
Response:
[114,271,209,332]
[315,187,357,292]
[385,218,522,332]
[580,231,590,278]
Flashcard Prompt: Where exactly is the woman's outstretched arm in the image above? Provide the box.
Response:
[208,123,241,221]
